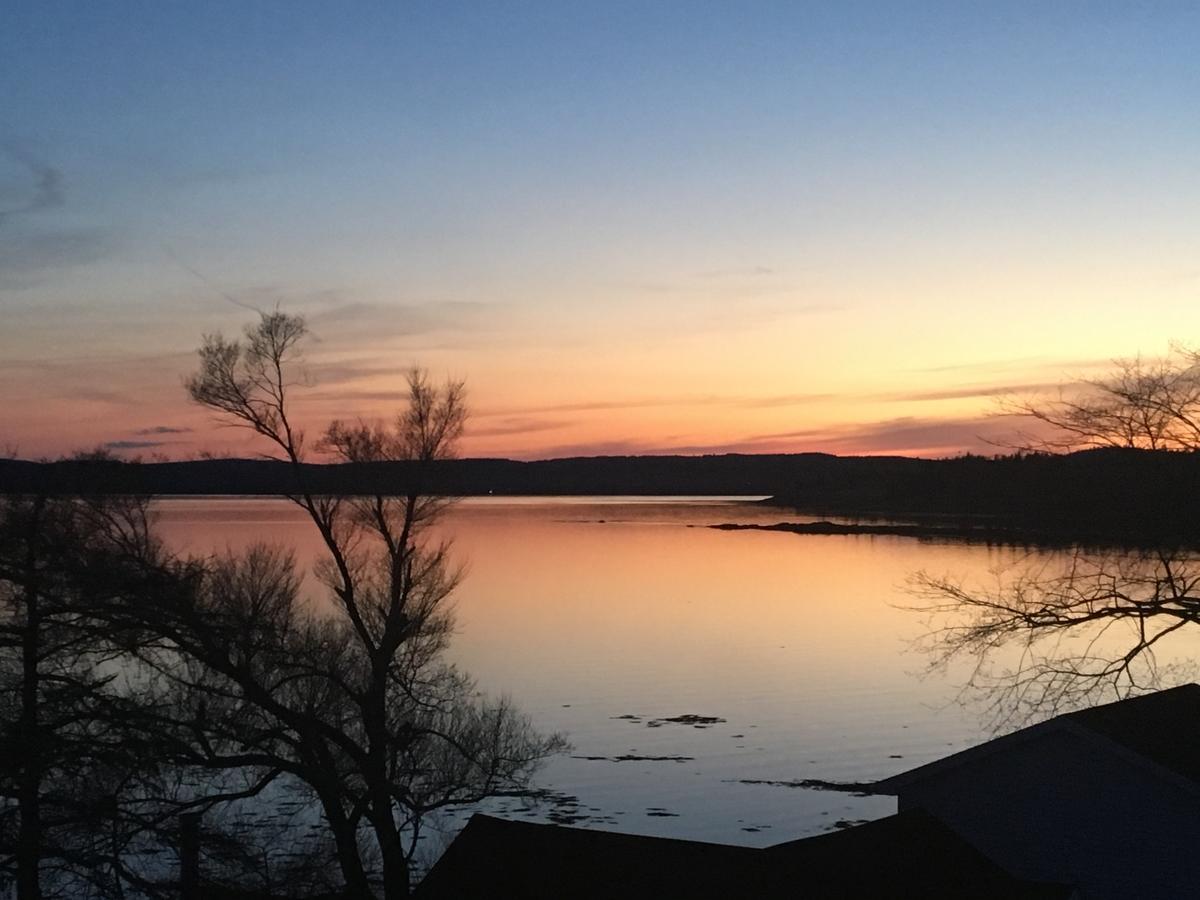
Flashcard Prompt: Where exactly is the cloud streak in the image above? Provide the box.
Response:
[498,413,1030,460]
[0,142,63,223]
[466,417,572,438]
[134,425,193,435]
[881,381,1061,403]
[0,230,110,287]
[305,300,501,344]
[104,440,167,450]
[477,392,834,418]
[727,414,1028,456]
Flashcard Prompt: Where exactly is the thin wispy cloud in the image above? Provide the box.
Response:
[506,414,1031,460]
[477,397,713,418]
[134,425,193,435]
[104,440,167,450]
[306,388,409,404]
[0,141,63,223]
[478,392,833,419]
[0,350,194,372]
[736,392,838,409]
[909,356,1118,376]
[0,143,109,291]
[466,417,572,438]
[696,265,776,279]
[163,248,263,313]
[306,300,501,343]
[732,414,1027,456]
[882,381,1061,403]
[72,387,137,406]
[0,229,110,288]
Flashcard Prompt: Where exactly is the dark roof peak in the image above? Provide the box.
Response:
[1065,683,1200,784]
[877,683,1200,794]
[416,811,1072,899]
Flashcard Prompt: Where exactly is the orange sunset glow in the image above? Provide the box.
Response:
[6,6,1200,461]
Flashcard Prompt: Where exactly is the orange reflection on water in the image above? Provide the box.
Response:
[153,497,1021,715]
[155,497,1200,844]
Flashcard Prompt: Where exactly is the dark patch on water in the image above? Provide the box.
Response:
[491,786,611,828]
[646,713,726,728]
[645,808,680,817]
[831,819,869,830]
[547,810,591,826]
[727,777,882,797]
[572,754,695,763]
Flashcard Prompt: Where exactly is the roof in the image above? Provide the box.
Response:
[876,683,1200,795]
[1066,683,1200,784]
[763,808,1071,899]
[415,812,1074,899]
[415,815,759,900]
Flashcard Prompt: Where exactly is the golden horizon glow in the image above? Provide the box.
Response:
[6,5,1200,460]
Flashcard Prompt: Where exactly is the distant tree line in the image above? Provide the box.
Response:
[4,449,1200,546]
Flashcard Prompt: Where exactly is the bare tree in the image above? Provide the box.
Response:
[0,481,177,899]
[910,345,1200,727]
[1004,344,1200,452]
[170,310,563,898]
[910,550,1200,729]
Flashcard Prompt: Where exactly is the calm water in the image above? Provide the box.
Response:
[152,496,1193,853]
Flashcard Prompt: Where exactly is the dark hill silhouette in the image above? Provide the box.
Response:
[2,448,1199,544]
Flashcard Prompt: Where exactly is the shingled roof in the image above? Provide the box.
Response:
[415,811,1074,899]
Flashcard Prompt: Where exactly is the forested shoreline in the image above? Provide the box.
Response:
[5,448,1200,544]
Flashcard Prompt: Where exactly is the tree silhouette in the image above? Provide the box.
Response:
[170,310,563,898]
[910,549,1200,728]
[1004,344,1200,451]
[0,480,177,899]
[915,344,1200,726]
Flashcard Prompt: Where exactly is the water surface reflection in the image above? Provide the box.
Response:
[153,497,1147,847]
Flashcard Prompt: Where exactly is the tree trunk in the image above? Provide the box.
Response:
[318,791,374,899]
[371,802,411,899]
[365,658,411,899]
[16,778,41,900]
[17,580,43,900]
[179,813,201,900]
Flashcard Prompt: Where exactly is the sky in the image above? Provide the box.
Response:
[4,2,1200,460]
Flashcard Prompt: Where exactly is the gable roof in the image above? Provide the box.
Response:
[876,683,1200,795]
[415,812,1074,899]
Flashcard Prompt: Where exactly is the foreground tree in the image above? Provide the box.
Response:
[0,482,171,899]
[166,310,562,897]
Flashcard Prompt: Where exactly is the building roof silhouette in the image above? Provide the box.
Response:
[415,809,1073,899]
[877,683,1200,796]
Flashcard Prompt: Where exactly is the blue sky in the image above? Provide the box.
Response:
[4,2,1200,458]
